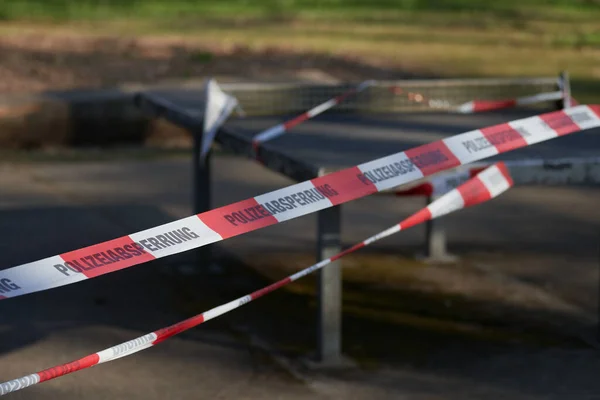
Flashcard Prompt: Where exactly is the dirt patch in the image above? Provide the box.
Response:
[171,248,595,372]
[0,32,415,94]
[250,251,590,328]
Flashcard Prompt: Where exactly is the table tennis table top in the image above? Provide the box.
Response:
[142,87,600,182]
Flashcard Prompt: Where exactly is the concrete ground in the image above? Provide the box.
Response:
[1,147,600,399]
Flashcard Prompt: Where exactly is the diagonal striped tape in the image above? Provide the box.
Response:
[0,162,513,396]
[251,80,375,151]
[0,105,598,301]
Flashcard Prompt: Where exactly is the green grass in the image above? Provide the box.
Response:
[1,0,599,21]
[1,0,599,101]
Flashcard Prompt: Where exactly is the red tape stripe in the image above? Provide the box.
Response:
[399,208,433,230]
[540,110,579,136]
[37,354,100,383]
[200,198,278,239]
[472,99,518,112]
[457,177,491,207]
[480,122,528,153]
[282,113,310,130]
[405,141,461,176]
[60,236,155,279]
[311,167,378,206]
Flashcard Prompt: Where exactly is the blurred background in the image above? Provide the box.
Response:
[0,0,598,100]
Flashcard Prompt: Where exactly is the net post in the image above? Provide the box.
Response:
[559,70,572,109]
[422,194,458,263]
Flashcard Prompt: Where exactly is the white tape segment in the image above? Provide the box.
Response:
[0,163,512,396]
[201,79,239,161]
[251,80,375,146]
[0,105,598,302]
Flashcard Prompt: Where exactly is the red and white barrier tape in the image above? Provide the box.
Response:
[251,80,375,149]
[390,85,564,114]
[0,105,598,301]
[456,91,564,114]
[0,162,513,397]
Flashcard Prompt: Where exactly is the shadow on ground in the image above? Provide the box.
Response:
[183,244,600,399]
[0,204,250,359]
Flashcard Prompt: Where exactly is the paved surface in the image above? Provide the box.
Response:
[1,110,600,399]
